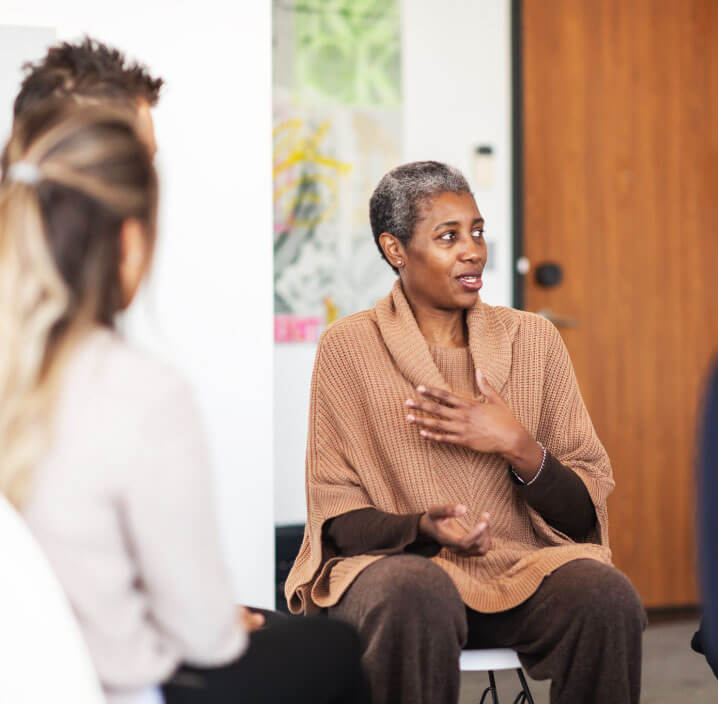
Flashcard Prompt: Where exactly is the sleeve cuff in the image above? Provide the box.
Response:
[405,514,442,557]
[325,508,441,557]
[510,451,597,541]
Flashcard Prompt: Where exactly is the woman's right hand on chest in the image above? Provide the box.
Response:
[418,504,491,556]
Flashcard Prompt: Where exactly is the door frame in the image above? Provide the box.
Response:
[511,0,525,311]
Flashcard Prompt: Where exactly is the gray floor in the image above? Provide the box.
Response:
[459,619,716,703]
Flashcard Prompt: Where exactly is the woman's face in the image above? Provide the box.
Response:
[398,191,487,312]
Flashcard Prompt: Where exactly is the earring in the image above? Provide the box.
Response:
[396,260,403,267]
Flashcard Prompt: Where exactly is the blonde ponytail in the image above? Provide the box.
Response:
[0,180,71,506]
[0,103,156,507]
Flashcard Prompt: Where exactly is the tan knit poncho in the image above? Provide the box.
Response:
[286,282,614,615]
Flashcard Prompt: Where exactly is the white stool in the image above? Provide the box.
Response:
[460,649,534,704]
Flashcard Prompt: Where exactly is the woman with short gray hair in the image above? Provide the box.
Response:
[286,161,645,704]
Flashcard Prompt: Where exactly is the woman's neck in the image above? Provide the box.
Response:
[411,304,468,348]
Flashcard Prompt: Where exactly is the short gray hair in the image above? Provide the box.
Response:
[369,161,472,271]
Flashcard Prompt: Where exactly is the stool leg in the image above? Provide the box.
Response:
[510,668,535,704]
[478,670,500,704]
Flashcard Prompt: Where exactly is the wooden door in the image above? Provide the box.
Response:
[520,0,718,607]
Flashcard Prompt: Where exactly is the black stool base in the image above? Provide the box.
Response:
[477,668,534,704]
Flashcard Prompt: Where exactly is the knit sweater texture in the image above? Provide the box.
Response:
[285,281,614,615]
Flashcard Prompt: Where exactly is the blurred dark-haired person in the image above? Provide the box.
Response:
[12,36,162,155]
[0,103,367,703]
[286,161,646,704]
[694,361,718,676]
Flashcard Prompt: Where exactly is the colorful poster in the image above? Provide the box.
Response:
[273,0,401,342]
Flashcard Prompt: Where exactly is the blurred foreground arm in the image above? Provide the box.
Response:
[124,376,245,665]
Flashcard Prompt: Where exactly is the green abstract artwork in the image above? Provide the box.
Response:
[293,0,401,107]
[273,0,401,342]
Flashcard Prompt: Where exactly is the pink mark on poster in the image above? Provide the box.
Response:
[275,315,322,343]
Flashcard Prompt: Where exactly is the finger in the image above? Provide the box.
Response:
[406,398,460,419]
[248,611,265,632]
[457,513,491,549]
[417,385,465,408]
[239,607,265,632]
[461,531,491,556]
[458,520,488,550]
[476,528,492,555]
[418,429,461,444]
[428,504,467,520]
[472,528,491,556]
[409,414,456,433]
[477,516,492,555]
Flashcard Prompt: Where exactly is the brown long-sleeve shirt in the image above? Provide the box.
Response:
[326,451,596,557]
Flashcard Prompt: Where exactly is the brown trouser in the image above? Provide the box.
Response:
[329,555,646,704]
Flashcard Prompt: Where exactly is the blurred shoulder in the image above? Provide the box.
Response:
[64,327,195,414]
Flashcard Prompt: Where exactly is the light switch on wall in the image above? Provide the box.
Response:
[473,144,495,189]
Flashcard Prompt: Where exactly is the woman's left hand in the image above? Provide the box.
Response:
[406,369,527,458]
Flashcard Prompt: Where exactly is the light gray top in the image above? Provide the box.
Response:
[24,328,246,697]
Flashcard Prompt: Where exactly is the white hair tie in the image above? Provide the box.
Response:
[7,161,42,186]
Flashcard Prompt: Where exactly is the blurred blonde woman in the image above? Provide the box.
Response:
[0,102,366,704]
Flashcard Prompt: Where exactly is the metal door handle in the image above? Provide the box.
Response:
[536,308,580,328]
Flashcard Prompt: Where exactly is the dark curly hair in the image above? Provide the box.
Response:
[13,37,164,119]
[369,161,472,272]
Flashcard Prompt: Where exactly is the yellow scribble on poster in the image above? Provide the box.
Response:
[273,118,352,231]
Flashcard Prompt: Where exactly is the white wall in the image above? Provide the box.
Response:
[274,0,514,526]
[0,26,56,141]
[402,0,514,308]
[0,0,275,607]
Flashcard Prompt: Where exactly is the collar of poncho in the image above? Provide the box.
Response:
[375,280,513,395]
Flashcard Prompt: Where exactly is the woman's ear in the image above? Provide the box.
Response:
[118,218,150,309]
[379,232,407,269]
